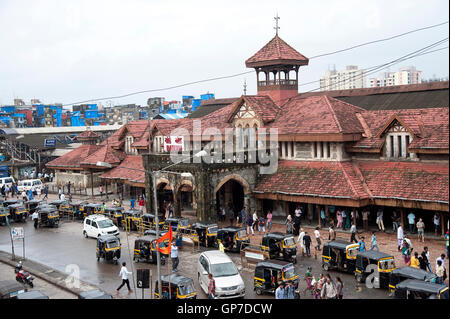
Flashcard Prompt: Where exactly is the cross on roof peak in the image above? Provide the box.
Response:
[274,13,280,35]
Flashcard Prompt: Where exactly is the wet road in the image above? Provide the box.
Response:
[0,219,390,299]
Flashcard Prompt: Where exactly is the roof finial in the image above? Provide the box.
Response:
[274,13,280,35]
[243,79,247,95]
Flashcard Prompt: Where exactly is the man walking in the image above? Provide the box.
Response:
[350,223,358,243]
[421,247,432,272]
[362,209,370,232]
[67,181,71,195]
[376,209,385,232]
[171,241,179,272]
[314,227,322,250]
[32,210,39,229]
[370,231,379,251]
[303,232,312,257]
[275,282,286,299]
[298,228,305,256]
[116,262,133,295]
[266,211,273,232]
[416,218,425,242]
[246,214,254,236]
[397,224,404,251]
[358,236,366,252]
[43,184,48,200]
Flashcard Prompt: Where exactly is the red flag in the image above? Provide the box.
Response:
[156,224,172,255]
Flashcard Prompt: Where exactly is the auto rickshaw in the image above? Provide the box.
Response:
[123,209,143,231]
[154,274,197,299]
[8,204,27,222]
[48,199,70,211]
[389,267,437,292]
[192,221,218,247]
[163,217,191,233]
[37,207,60,228]
[394,279,449,299]
[105,206,124,227]
[144,229,168,237]
[0,207,11,226]
[96,235,121,264]
[84,203,104,216]
[216,226,250,252]
[133,235,167,265]
[142,213,165,230]
[3,199,24,208]
[68,201,87,220]
[254,260,299,296]
[25,199,45,214]
[322,240,359,272]
[261,232,297,263]
[354,250,396,289]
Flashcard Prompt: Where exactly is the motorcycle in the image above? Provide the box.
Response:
[14,261,34,288]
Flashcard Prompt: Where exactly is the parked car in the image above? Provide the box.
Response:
[0,177,15,189]
[17,179,43,192]
[197,250,245,299]
[83,214,119,238]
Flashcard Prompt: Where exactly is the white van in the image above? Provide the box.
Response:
[0,177,15,188]
[17,179,43,192]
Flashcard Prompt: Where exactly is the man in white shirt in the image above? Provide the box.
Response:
[314,227,322,250]
[32,211,39,229]
[171,241,179,272]
[298,228,305,256]
[60,193,65,201]
[116,262,133,295]
[397,225,404,251]
[407,212,416,234]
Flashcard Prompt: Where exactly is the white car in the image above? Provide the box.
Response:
[197,250,245,299]
[17,179,43,192]
[0,177,15,188]
[83,214,119,238]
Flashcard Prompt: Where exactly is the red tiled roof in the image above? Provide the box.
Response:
[254,160,370,200]
[131,131,149,148]
[246,35,309,68]
[76,130,99,140]
[45,144,103,169]
[267,95,365,135]
[226,95,280,123]
[100,155,145,184]
[350,108,449,151]
[80,145,125,167]
[356,161,449,203]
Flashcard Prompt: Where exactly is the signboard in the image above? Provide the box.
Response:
[243,250,265,261]
[11,227,24,240]
[44,139,56,147]
[136,269,150,289]
[163,136,184,152]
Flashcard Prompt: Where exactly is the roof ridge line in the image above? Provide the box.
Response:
[324,96,343,133]
[338,161,368,200]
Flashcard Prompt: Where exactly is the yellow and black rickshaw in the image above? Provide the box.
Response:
[133,235,167,265]
[96,235,121,264]
[394,279,449,299]
[123,209,142,231]
[154,274,197,299]
[388,267,437,292]
[192,222,218,248]
[0,207,11,226]
[65,201,87,220]
[25,199,45,214]
[261,232,297,264]
[142,213,165,230]
[254,260,299,296]
[48,200,70,212]
[354,250,396,289]
[163,217,191,233]
[105,206,124,227]
[37,207,60,228]
[216,226,250,252]
[3,199,24,208]
[322,240,359,272]
[8,204,27,222]
[84,203,104,216]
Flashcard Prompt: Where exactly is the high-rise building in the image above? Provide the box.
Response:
[320,65,366,91]
[369,66,422,87]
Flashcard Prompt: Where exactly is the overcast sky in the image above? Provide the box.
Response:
[0,0,448,108]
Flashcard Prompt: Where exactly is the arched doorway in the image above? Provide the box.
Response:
[156,178,174,217]
[174,179,195,217]
[214,175,250,222]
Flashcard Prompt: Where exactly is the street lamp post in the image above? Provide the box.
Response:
[96,150,206,299]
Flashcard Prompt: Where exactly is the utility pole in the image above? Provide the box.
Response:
[152,173,162,299]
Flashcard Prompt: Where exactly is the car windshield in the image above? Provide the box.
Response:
[210,262,238,277]
[97,219,114,228]
[283,265,296,279]
[284,237,295,246]
[179,283,195,295]
[106,240,120,249]
[379,258,395,270]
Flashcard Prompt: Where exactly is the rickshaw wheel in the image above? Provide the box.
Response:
[355,273,362,283]
[255,288,263,295]
[323,263,329,271]
[83,231,88,238]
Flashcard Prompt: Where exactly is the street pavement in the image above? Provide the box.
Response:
[0,192,448,299]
